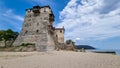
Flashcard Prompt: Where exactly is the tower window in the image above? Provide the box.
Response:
[36,30,39,33]
[60,30,62,33]
[25,31,28,34]
[56,35,58,37]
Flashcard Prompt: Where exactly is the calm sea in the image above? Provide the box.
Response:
[115,50,120,55]
[88,49,120,55]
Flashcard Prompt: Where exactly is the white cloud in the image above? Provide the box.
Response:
[0,2,24,31]
[2,9,24,21]
[57,0,120,41]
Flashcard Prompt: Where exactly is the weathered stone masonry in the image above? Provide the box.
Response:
[13,6,65,51]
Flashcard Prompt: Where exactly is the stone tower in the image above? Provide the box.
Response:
[54,27,65,50]
[13,6,56,51]
[55,27,65,44]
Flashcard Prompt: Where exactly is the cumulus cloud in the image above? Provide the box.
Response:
[57,0,120,41]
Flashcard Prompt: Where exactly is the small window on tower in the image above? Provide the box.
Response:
[56,35,58,37]
[25,31,28,34]
[36,30,39,33]
[60,30,62,33]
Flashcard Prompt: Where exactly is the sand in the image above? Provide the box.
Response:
[0,51,120,68]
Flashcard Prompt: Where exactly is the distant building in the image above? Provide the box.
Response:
[13,6,65,51]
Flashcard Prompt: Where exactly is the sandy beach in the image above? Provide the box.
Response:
[0,51,120,68]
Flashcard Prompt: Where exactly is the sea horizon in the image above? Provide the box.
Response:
[88,49,120,55]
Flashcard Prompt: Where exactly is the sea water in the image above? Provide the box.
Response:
[115,50,120,55]
[88,49,120,55]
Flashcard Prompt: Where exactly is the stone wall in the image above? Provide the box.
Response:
[0,41,5,47]
[65,42,75,50]
[0,41,13,47]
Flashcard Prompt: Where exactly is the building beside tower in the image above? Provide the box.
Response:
[13,6,65,51]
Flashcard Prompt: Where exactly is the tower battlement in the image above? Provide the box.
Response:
[26,6,54,17]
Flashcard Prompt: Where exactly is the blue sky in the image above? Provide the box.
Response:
[0,0,120,49]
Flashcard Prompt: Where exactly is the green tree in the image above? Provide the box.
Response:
[0,29,19,47]
[66,39,75,45]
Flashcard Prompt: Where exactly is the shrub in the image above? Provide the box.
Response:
[20,43,35,46]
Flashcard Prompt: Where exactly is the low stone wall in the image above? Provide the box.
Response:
[0,45,36,52]
[0,41,13,47]
[65,43,75,51]
[0,41,5,47]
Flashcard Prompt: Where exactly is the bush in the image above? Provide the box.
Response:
[20,43,35,46]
